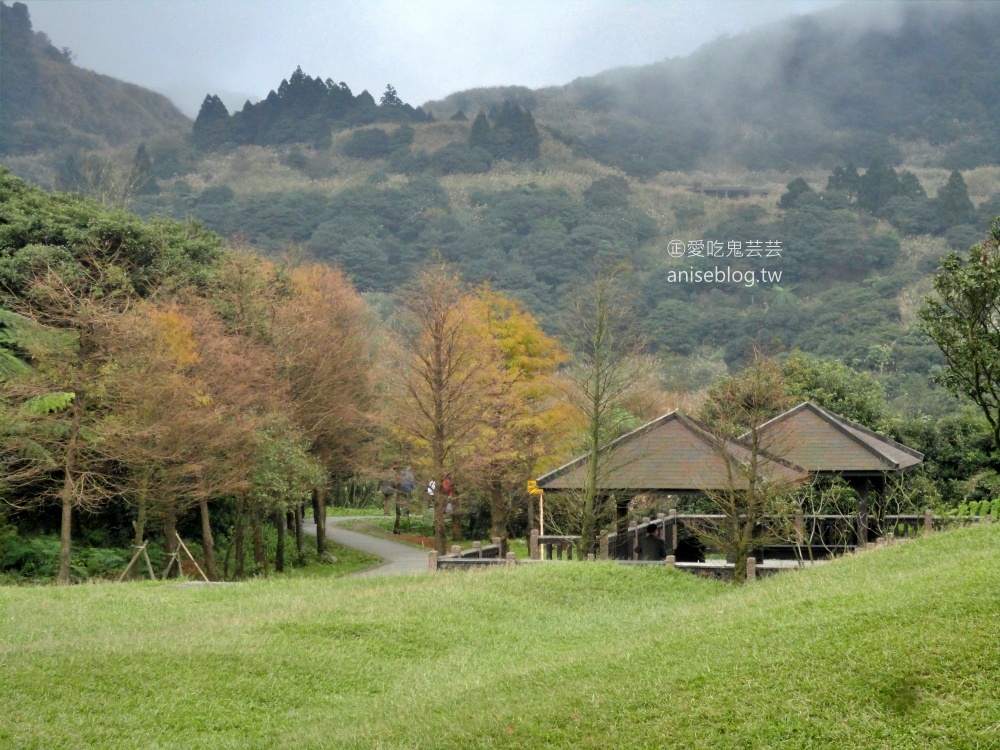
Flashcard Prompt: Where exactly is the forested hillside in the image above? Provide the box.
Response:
[429,2,1000,173]
[0,2,190,156]
[5,0,1000,419]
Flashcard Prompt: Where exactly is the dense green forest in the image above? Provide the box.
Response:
[192,71,431,150]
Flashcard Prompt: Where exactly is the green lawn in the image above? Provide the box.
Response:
[275,541,381,579]
[1,525,998,748]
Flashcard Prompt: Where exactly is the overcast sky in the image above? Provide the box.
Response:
[26,0,841,117]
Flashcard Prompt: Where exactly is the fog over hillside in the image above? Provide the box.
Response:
[25,0,838,116]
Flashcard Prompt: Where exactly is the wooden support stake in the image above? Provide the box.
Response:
[428,550,438,572]
[746,556,756,582]
[117,544,147,582]
[176,532,210,582]
[141,546,156,581]
[530,529,539,560]
[163,552,180,579]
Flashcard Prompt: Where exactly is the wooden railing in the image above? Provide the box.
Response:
[428,509,978,573]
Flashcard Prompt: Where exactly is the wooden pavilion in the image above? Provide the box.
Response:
[535,402,923,546]
[535,411,809,531]
[750,402,923,540]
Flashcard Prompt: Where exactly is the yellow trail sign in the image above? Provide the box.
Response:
[527,480,543,496]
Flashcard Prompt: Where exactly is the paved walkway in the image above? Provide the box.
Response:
[304,515,430,577]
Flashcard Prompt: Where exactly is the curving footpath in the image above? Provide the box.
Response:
[304,515,430,577]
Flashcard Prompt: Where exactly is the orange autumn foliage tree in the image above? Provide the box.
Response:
[391,265,501,553]
[106,298,281,579]
[271,262,377,555]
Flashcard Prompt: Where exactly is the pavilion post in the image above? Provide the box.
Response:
[854,478,869,547]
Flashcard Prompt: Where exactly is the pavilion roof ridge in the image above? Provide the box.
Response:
[535,410,683,487]
[754,401,923,470]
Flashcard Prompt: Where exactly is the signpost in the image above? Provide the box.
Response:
[527,480,544,536]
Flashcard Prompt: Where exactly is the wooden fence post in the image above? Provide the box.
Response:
[492,536,502,557]
[665,555,675,568]
[599,531,609,561]
[669,508,678,550]
[629,521,638,560]
[924,508,933,535]
[450,544,461,556]
[746,556,756,582]
[472,541,482,558]
[428,551,438,572]
[587,553,594,562]
[530,529,539,560]
[505,552,516,567]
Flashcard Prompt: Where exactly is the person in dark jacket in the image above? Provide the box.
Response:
[638,524,667,561]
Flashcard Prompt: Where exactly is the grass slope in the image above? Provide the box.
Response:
[1,525,998,749]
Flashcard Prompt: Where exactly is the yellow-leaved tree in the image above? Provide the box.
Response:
[461,286,567,549]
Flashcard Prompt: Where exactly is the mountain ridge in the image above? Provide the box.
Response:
[0,1,190,156]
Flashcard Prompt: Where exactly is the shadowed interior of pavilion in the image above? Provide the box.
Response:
[533,402,924,565]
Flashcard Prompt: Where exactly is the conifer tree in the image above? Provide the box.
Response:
[933,170,975,229]
[469,111,491,151]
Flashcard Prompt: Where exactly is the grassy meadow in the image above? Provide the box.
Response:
[1,525,998,749]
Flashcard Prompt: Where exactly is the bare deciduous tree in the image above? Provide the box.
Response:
[694,351,801,582]
[556,268,649,556]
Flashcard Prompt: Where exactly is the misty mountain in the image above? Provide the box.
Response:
[427,1,1000,174]
[0,1,190,156]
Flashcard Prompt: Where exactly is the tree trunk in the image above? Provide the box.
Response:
[314,487,327,556]
[58,493,73,585]
[57,393,84,585]
[251,505,267,576]
[433,494,446,554]
[294,503,305,563]
[199,497,217,581]
[163,503,179,578]
[234,497,246,580]
[133,478,148,548]
[451,495,462,541]
[489,482,507,543]
[275,512,285,573]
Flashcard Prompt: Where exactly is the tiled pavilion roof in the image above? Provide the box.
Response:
[750,402,923,475]
[536,411,808,493]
